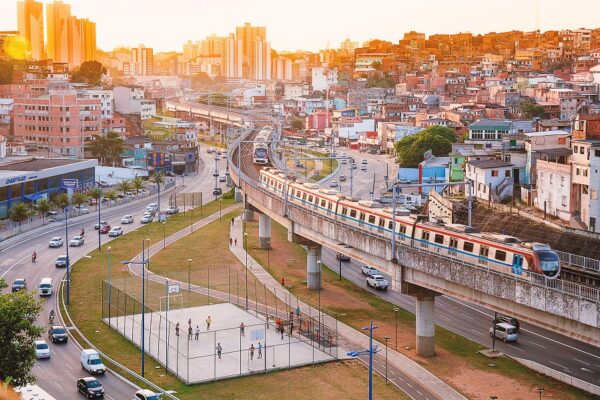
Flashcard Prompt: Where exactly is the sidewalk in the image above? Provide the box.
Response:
[229,217,466,400]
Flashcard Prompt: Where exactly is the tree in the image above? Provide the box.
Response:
[394,125,456,167]
[371,61,382,71]
[150,172,165,215]
[88,132,124,166]
[104,191,118,203]
[89,187,103,205]
[132,176,145,194]
[191,72,213,87]
[71,192,89,207]
[0,278,43,387]
[9,203,30,225]
[0,60,14,85]
[70,61,106,86]
[366,73,396,88]
[52,193,70,210]
[117,180,132,195]
[34,198,54,225]
[519,99,547,119]
[291,118,304,131]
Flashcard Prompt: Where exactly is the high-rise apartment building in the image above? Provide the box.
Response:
[130,45,154,76]
[45,1,96,66]
[273,57,292,81]
[235,23,271,80]
[80,18,96,63]
[17,0,45,60]
[253,41,271,81]
[223,34,242,79]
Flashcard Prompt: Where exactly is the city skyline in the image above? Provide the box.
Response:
[3,0,600,53]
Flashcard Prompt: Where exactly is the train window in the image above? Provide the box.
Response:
[449,238,458,248]
[421,231,430,241]
[495,250,507,261]
[378,218,386,228]
[308,195,313,203]
[320,199,326,207]
[359,212,366,221]
[400,225,407,234]
[302,193,307,201]
[328,202,332,210]
[479,246,489,257]
[296,190,301,197]
[463,242,474,252]
[368,215,376,224]
[434,234,444,244]
[388,220,393,229]
[350,209,357,218]
[342,207,348,215]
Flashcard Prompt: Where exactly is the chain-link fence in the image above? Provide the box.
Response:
[101,272,338,384]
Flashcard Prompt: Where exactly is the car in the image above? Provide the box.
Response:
[336,253,351,262]
[145,208,156,217]
[55,255,69,268]
[212,170,219,177]
[494,315,521,332]
[147,203,158,211]
[94,221,108,230]
[121,215,134,224]
[206,148,214,153]
[34,340,51,359]
[48,237,64,248]
[165,171,175,177]
[96,181,109,187]
[132,389,160,400]
[182,172,190,176]
[81,349,106,375]
[77,377,105,399]
[352,164,357,169]
[222,152,228,159]
[74,206,90,214]
[11,278,26,292]
[108,226,123,237]
[213,187,223,196]
[339,175,347,182]
[38,278,53,296]
[362,159,368,164]
[329,180,338,188]
[215,154,221,160]
[489,323,519,343]
[367,275,389,290]
[70,236,85,247]
[219,175,227,183]
[99,224,111,234]
[361,265,380,277]
[48,325,68,343]
[398,178,411,184]
[166,206,179,215]
[360,165,367,171]
[141,214,153,224]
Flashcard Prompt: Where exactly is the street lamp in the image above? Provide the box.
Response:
[64,204,71,305]
[244,232,248,310]
[346,321,379,400]
[107,246,111,328]
[121,240,149,377]
[161,220,166,249]
[97,192,102,252]
[187,258,192,305]
[537,388,544,400]
[384,336,390,384]
[393,307,399,350]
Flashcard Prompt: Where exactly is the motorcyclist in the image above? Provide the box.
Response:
[32,251,37,263]
[80,227,85,237]
[49,310,55,323]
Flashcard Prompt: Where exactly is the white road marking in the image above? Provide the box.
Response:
[438,315,451,321]
[573,358,591,366]
[406,383,413,388]
[65,363,73,370]
[417,390,423,396]
[461,313,474,320]
[529,341,546,349]
[508,344,524,353]
[51,349,57,355]
[54,382,63,390]
[36,365,46,374]
[470,329,485,337]
[550,361,570,371]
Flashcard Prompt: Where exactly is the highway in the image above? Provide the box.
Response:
[0,144,227,399]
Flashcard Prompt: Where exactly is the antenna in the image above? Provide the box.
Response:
[536,0,540,32]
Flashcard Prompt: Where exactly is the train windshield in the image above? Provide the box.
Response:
[536,250,560,278]
[255,148,268,158]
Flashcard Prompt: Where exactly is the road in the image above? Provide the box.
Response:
[0,144,227,399]
[320,147,600,389]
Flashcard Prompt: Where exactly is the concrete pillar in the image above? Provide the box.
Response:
[415,295,436,357]
[258,214,271,249]
[244,209,255,222]
[306,245,322,290]
[234,187,242,202]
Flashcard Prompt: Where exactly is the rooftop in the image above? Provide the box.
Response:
[469,119,512,129]
[467,159,512,169]
[536,148,572,157]
[0,157,84,171]
[524,130,570,138]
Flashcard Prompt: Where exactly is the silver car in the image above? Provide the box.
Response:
[489,323,519,343]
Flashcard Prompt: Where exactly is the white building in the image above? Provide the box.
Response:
[273,57,293,81]
[338,118,375,141]
[113,85,156,120]
[284,82,310,101]
[224,33,243,79]
[535,148,573,221]
[311,67,338,92]
[79,89,113,119]
[466,159,514,202]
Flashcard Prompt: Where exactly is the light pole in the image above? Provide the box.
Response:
[384,336,390,384]
[537,387,544,400]
[65,205,71,305]
[244,231,248,310]
[187,258,192,306]
[393,307,399,350]
[162,220,166,249]
[347,321,379,400]
[97,193,101,252]
[107,246,111,327]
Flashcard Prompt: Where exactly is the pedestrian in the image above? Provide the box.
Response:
[249,344,255,360]
[280,324,285,340]
[231,217,234,225]
[216,343,222,359]
[258,342,262,359]
[175,322,180,336]
[206,315,212,330]
[229,238,232,246]
[188,325,193,340]
[234,238,237,246]
[188,318,192,328]
[240,322,245,337]
[195,325,200,340]
[281,277,285,286]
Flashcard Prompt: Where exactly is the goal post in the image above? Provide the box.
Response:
[159,294,183,312]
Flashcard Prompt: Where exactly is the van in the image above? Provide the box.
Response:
[38,278,53,297]
[489,322,519,343]
[80,349,106,375]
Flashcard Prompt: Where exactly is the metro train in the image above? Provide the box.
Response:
[258,167,561,279]
[253,126,273,164]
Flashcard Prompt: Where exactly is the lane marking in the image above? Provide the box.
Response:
[438,315,451,322]
[529,341,546,349]
[65,363,73,370]
[508,344,525,353]
[54,382,63,390]
[461,313,474,320]
[470,329,485,337]
[550,361,570,371]
[406,383,413,388]
[573,358,591,366]
[417,390,423,396]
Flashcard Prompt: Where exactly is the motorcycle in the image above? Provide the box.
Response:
[32,252,37,263]
[49,311,55,324]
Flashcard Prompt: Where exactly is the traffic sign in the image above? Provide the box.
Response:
[61,179,79,190]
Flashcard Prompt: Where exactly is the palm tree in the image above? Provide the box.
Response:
[104,190,118,205]
[10,203,31,226]
[72,192,89,208]
[89,187,103,205]
[35,198,54,225]
[117,180,132,196]
[150,172,165,215]
[52,193,70,210]
[132,176,145,194]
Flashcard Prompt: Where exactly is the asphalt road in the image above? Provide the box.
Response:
[0,144,227,399]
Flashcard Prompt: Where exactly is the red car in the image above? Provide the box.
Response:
[99,224,111,234]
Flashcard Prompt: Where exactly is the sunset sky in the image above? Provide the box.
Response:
[2,0,600,52]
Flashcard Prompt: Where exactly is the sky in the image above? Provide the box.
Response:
[2,0,600,52]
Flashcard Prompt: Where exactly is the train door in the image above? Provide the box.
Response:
[512,254,523,276]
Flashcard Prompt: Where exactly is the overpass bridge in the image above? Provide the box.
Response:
[168,98,600,353]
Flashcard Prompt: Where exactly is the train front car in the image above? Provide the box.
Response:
[253,143,269,164]
[531,243,561,278]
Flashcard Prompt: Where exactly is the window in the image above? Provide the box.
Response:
[400,225,407,234]
[368,215,376,224]
[308,195,313,203]
[434,234,444,244]
[449,237,458,248]
[359,212,366,221]
[583,169,588,177]
[421,231,430,241]
[583,185,589,195]
[388,220,393,229]
[491,170,499,177]
[463,242,474,252]
[595,150,600,158]
[550,174,553,184]
[350,209,357,218]
[302,192,307,201]
[341,207,348,215]
[576,167,580,176]
[505,170,511,177]
[480,246,489,257]
[580,146,585,154]
[379,218,386,228]
[560,176,565,187]
[495,250,506,261]
[320,199,326,207]
[574,145,579,152]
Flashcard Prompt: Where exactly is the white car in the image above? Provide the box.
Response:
[219,176,227,182]
[74,205,90,214]
[141,214,153,224]
[121,215,134,224]
[329,180,338,188]
[69,236,85,247]
[48,237,64,248]
[361,265,379,277]
[108,226,123,237]
[132,389,161,400]
[367,275,389,290]
[34,340,51,359]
